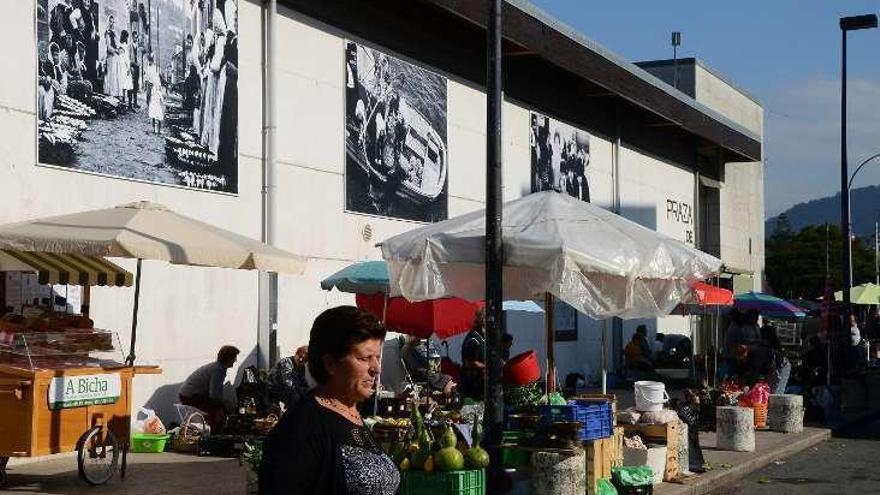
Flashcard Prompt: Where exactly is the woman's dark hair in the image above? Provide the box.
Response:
[217,345,240,364]
[308,306,386,384]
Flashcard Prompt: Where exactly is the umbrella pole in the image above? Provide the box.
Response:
[545,293,555,394]
[126,258,143,366]
[374,292,389,416]
[713,305,719,388]
[601,319,607,394]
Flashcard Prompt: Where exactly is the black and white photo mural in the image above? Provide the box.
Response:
[345,41,448,222]
[36,0,239,193]
[530,111,591,202]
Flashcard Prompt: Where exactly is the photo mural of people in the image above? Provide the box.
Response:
[36,0,238,193]
[345,41,449,223]
[530,111,591,202]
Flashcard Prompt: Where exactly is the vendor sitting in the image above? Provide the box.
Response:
[267,345,312,410]
[624,325,654,372]
[179,345,239,432]
[401,336,455,396]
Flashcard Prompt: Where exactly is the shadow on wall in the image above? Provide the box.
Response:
[142,346,260,427]
[618,205,658,232]
[143,381,184,427]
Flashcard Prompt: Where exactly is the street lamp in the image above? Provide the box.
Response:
[671,31,681,89]
[840,14,877,325]
[847,152,880,285]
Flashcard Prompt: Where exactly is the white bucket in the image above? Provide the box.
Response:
[634,380,669,412]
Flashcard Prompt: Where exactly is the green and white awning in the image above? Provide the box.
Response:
[0,250,133,287]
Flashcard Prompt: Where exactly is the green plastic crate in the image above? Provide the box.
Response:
[501,431,530,469]
[130,433,170,453]
[400,469,485,495]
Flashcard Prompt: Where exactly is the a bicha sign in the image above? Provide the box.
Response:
[48,374,121,410]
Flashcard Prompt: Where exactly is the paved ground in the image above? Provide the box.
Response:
[710,416,880,495]
[653,427,831,495]
[1,453,247,494]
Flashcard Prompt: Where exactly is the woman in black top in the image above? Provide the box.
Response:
[259,306,399,495]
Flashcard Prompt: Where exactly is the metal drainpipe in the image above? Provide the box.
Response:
[611,106,623,373]
[259,0,279,369]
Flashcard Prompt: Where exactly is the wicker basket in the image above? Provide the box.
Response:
[172,411,208,453]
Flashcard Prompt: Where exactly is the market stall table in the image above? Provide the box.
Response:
[0,359,161,487]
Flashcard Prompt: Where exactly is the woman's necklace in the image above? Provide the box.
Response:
[317,396,362,425]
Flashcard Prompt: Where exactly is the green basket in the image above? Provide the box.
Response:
[130,433,170,453]
[501,431,530,469]
[400,469,485,495]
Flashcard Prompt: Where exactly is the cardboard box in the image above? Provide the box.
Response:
[623,446,667,485]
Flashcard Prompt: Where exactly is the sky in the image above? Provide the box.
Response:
[529,0,880,218]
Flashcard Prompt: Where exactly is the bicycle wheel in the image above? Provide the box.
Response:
[77,426,119,485]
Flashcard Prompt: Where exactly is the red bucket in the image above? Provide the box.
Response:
[504,350,541,385]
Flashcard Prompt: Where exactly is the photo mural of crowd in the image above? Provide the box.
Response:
[37,0,238,193]
[345,41,449,223]
[530,111,591,203]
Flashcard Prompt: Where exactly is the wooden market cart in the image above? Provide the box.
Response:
[0,362,161,487]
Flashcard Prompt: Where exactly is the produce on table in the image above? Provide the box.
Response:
[374,403,489,475]
[464,413,490,469]
[434,425,465,471]
[409,405,435,470]
[439,424,457,449]
[505,382,543,410]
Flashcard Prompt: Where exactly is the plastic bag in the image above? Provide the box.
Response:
[612,466,654,487]
[637,409,679,425]
[597,478,618,495]
[617,407,641,425]
[135,407,166,434]
[739,381,770,406]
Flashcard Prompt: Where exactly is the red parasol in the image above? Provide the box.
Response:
[671,282,734,315]
[355,293,484,340]
[691,282,734,306]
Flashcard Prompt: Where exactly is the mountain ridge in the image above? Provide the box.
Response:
[766,185,880,238]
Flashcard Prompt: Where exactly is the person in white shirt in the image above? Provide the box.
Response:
[179,345,239,432]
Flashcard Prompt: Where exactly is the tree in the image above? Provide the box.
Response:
[765,222,874,299]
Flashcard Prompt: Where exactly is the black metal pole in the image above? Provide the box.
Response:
[126,258,143,366]
[485,0,505,489]
[841,28,852,335]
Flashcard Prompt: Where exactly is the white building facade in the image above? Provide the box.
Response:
[1,0,763,419]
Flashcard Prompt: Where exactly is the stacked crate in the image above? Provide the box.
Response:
[585,426,624,494]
